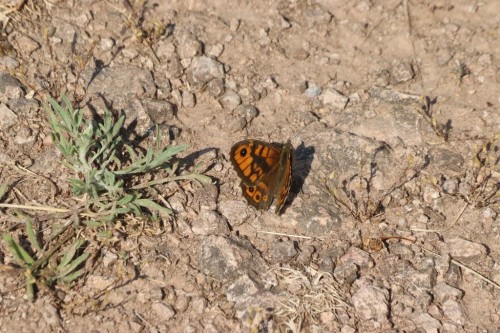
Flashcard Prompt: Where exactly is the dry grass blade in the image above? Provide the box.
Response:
[257,230,314,240]
[422,248,500,290]
[273,266,351,332]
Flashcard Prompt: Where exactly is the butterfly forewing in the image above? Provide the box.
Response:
[230,140,281,183]
[230,139,294,214]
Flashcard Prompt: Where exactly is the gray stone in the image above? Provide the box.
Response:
[228,116,247,133]
[174,295,190,312]
[423,186,441,203]
[374,69,391,86]
[293,80,308,94]
[177,37,202,60]
[445,264,462,287]
[226,274,260,302]
[238,87,260,103]
[86,274,114,290]
[156,41,176,59]
[340,325,356,333]
[442,299,466,326]
[256,28,271,46]
[430,148,465,173]
[124,98,154,136]
[122,47,139,59]
[262,76,278,90]
[441,177,459,194]
[305,86,322,98]
[99,37,114,51]
[168,55,184,78]
[218,200,252,226]
[143,99,175,124]
[334,262,358,284]
[207,43,224,58]
[151,302,176,321]
[388,243,414,258]
[14,126,35,145]
[303,7,332,26]
[199,236,253,280]
[170,89,182,105]
[277,15,291,29]
[285,47,309,60]
[427,304,443,319]
[136,286,163,303]
[482,207,497,220]
[234,104,258,122]
[15,34,40,55]
[398,266,436,290]
[191,296,207,314]
[391,301,410,317]
[411,312,442,333]
[352,284,390,325]
[0,73,24,103]
[191,209,230,236]
[191,183,219,211]
[445,237,487,263]
[41,304,62,328]
[187,56,225,86]
[0,56,19,69]
[433,282,464,303]
[339,247,374,269]
[207,78,225,97]
[269,241,298,262]
[87,66,156,106]
[369,86,421,104]
[102,249,118,267]
[229,18,240,31]
[182,90,196,108]
[127,321,142,333]
[155,77,172,97]
[0,103,17,130]
[321,88,349,110]
[219,90,241,110]
[393,62,415,83]
[436,48,453,66]
[416,291,433,309]
[295,197,341,237]
[434,252,451,280]
[8,98,39,115]
[442,322,461,333]
[296,245,315,265]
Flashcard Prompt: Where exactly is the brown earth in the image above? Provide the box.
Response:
[0,0,499,332]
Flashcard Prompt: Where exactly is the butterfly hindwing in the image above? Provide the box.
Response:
[240,181,273,210]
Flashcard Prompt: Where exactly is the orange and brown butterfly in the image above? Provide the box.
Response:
[230,139,294,214]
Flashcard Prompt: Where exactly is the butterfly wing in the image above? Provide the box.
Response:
[230,140,283,210]
[272,140,294,214]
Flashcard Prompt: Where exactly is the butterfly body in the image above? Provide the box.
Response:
[230,139,293,214]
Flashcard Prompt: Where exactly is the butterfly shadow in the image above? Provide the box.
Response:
[282,142,315,213]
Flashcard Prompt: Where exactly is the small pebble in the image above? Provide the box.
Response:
[219,90,241,110]
[305,86,322,98]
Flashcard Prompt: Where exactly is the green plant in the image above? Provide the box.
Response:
[45,94,210,223]
[2,219,88,301]
[1,95,210,300]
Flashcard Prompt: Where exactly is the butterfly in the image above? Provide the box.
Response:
[230,139,294,214]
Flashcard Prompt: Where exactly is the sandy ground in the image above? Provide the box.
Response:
[0,0,499,332]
